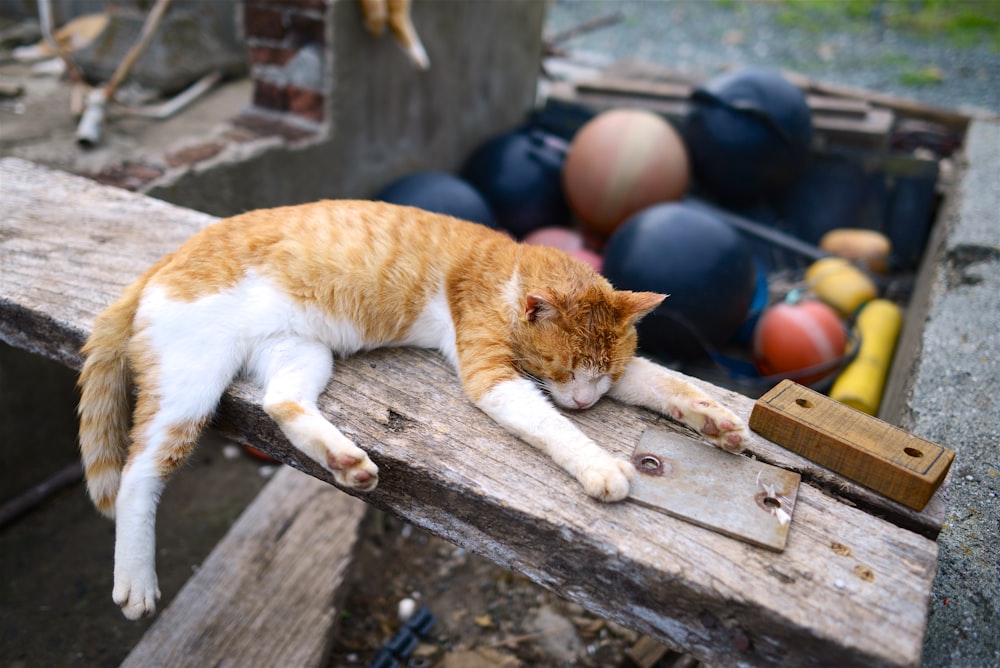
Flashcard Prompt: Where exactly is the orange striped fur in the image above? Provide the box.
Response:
[77,200,749,619]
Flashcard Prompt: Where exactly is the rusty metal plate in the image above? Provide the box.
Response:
[628,426,800,552]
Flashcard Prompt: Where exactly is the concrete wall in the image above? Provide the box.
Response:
[880,119,1000,667]
[147,0,547,217]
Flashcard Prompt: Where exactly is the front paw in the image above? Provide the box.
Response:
[326,445,379,492]
[578,457,635,502]
[113,568,160,620]
[671,397,749,453]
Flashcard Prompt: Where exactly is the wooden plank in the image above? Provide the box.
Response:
[0,155,945,534]
[600,58,972,130]
[750,380,954,511]
[547,79,690,121]
[806,95,871,119]
[781,69,973,130]
[0,158,941,667]
[576,77,693,101]
[120,466,368,668]
[549,78,893,146]
[578,77,875,121]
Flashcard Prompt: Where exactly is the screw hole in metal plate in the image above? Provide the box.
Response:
[632,452,670,477]
[639,455,660,471]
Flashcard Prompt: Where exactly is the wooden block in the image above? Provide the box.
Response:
[749,380,954,511]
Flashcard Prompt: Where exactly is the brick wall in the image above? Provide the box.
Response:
[243,0,329,123]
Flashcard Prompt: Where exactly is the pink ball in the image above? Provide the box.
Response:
[568,248,603,272]
[523,226,584,252]
[524,226,604,272]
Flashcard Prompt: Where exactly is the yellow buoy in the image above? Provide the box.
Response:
[819,228,892,274]
[830,299,903,415]
[806,257,878,317]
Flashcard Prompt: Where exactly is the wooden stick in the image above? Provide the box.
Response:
[77,0,173,146]
[0,461,84,528]
[105,0,174,98]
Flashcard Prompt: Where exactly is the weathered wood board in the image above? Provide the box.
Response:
[0,158,942,667]
[120,466,368,668]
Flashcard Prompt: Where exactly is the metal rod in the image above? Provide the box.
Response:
[694,200,830,262]
[37,0,84,82]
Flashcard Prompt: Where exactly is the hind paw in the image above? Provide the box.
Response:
[113,570,160,620]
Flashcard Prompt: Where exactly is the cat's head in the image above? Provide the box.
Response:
[512,282,664,410]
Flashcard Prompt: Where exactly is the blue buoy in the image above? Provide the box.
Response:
[603,202,757,359]
[684,67,813,205]
[460,127,571,238]
[375,171,496,228]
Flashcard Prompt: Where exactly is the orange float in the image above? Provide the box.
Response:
[753,299,847,384]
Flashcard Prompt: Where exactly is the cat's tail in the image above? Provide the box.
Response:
[77,265,160,519]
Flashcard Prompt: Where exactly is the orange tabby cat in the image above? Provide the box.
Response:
[77,200,748,620]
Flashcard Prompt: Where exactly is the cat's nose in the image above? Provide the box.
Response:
[571,384,597,409]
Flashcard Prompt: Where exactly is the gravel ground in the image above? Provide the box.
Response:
[544,0,1000,116]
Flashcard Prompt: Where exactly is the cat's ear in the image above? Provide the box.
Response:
[525,292,561,323]
[618,291,667,323]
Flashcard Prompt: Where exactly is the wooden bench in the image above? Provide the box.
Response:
[0,156,944,667]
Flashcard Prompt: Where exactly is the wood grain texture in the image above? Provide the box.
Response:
[0,158,941,667]
[750,381,955,511]
[120,467,368,668]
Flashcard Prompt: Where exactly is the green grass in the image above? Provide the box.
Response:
[898,65,945,86]
[757,0,1000,49]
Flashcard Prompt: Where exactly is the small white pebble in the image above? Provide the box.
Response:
[965,475,974,481]
[258,465,277,478]
[222,444,241,460]
[834,579,846,589]
[398,597,418,623]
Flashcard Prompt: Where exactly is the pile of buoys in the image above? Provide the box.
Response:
[368,66,905,402]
